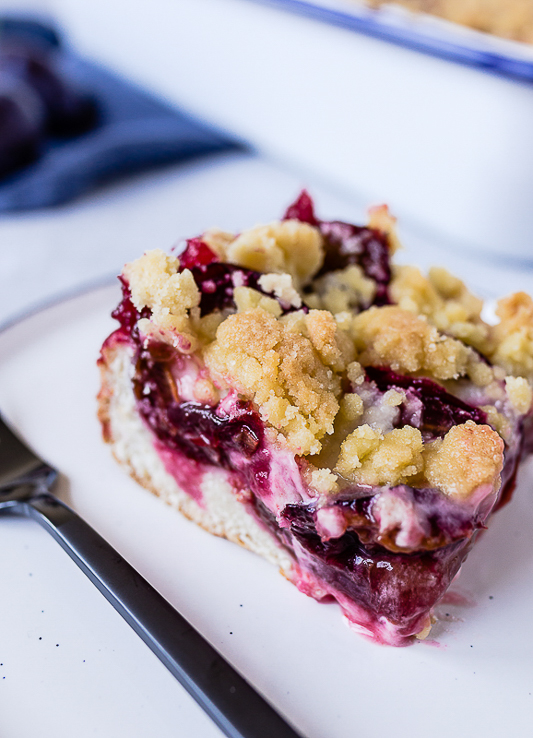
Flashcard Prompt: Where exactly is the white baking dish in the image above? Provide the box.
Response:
[50,0,533,263]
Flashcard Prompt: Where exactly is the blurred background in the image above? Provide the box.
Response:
[1,0,533,327]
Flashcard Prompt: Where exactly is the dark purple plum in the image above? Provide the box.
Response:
[365,366,487,436]
[283,190,392,304]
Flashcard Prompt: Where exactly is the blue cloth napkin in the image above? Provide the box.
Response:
[0,19,243,211]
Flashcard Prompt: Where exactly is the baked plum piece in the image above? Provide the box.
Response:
[0,37,98,178]
[98,192,533,645]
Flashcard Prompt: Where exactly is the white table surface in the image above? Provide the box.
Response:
[0,150,532,738]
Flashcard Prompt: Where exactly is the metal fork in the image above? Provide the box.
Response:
[0,413,303,738]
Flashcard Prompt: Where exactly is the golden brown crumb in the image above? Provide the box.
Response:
[124,250,198,314]
[190,309,225,344]
[203,307,350,455]
[124,250,201,353]
[490,292,533,379]
[119,208,532,507]
[336,424,424,486]
[137,315,199,354]
[303,310,353,371]
[367,204,402,254]
[224,220,323,287]
[233,286,282,318]
[307,467,340,494]
[481,405,511,442]
[258,273,302,309]
[312,265,376,314]
[351,305,471,380]
[347,360,365,386]
[423,421,504,499]
[390,265,490,354]
[383,389,405,406]
[201,228,235,258]
[340,392,364,420]
[505,376,533,415]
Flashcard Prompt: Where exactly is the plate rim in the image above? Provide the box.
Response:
[0,274,117,337]
[249,0,533,82]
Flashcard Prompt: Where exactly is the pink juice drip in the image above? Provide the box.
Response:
[152,438,206,504]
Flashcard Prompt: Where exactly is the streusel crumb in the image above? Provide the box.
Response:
[311,265,377,313]
[366,0,533,45]
[124,250,199,315]
[120,204,532,504]
[224,220,323,287]
[505,376,533,415]
[351,305,470,380]
[490,292,533,379]
[204,307,349,455]
[423,421,504,499]
[258,273,302,309]
[124,249,200,352]
[340,392,364,420]
[308,468,340,494]
[233,286,282,318]
[336,424,424,486]
[390,265,490,354]
[367,204,402,254]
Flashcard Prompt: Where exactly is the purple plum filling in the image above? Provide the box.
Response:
[285,190,392,306]
[133,345,264,471]
[277,501,471,636]
[365,366,488,438]
[177,238,306,316]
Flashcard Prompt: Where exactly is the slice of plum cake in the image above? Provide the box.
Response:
[97,191,533,646]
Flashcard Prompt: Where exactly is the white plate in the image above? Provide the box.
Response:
[0,283,532,738]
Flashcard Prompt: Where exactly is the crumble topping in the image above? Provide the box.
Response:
[233,286,283,318]
[390,265,490,355]
[308,265,377,313]
[257,272,302,309]
[335,419,504,498]
[124,249,199,315]
[481,404,511,442]
[490,292,533,380]
[367,203,402,254]
[505,376,533,415]
[201,228,235,258]
[351,305,471,380]
[120,199,533,506]
[424,421,504,499]
[203,307,352,455]
[217,220,323,288]
[335,424,424,486]
[124,249,201,353]
[339,392,364,420]
[307,467,339,495]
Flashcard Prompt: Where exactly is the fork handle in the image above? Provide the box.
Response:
[21,492,302,738]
